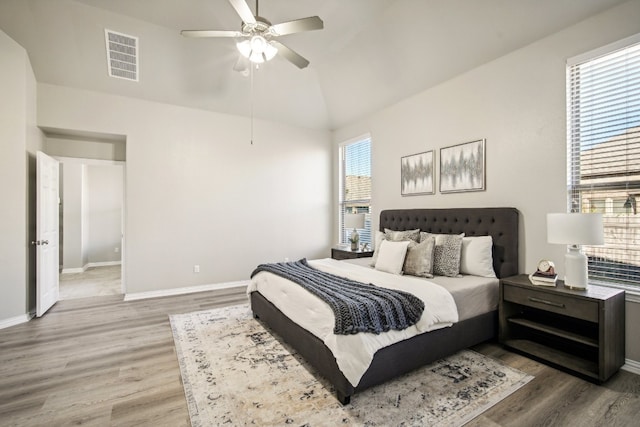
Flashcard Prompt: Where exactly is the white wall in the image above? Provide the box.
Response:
[86,164,123,264]
[0,30,44,325]
[37,84,332,294]
[335,0,640,276]
[47,136,125,161]
[0,30,28,322]
[333,1,640,363]
[61,162,84,270]
[25,48,46,315]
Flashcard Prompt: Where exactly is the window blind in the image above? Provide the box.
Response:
[567,36,640,286]
[339,137,372,246]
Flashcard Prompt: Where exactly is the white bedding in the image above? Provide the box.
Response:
[248,258,458,387]
[344,257,500,321]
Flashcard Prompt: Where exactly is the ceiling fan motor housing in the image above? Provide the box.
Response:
[241,17,272,37]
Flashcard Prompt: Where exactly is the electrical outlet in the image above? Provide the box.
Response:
[284,257,289,262]
[114,247,120,253]
[193,265,200,273]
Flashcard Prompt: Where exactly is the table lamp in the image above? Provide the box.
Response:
[547,213,604,289]
[344,213,365,251]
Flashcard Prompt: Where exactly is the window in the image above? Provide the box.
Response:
[339,136,372,246]
[567,34,640,286]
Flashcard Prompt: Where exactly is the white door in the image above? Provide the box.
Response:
[35,151,60,317]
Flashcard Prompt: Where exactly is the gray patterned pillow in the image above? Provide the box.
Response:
[403,236,435,278]
[384,228,420,242]
[431,234,463,277]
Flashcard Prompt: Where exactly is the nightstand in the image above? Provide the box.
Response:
[331,247,374,260]
[499,274,625,383]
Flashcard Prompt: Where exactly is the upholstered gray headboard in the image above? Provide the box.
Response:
[379,208,519,278]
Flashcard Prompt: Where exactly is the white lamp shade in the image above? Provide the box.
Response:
[344,213,365,230]
[236,36,278,64]
[236,39,251,57]
[547,213,604,245]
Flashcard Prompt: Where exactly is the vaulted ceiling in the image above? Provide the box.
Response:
[0,0,629,130]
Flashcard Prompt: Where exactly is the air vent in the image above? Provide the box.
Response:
[105,29,139,82]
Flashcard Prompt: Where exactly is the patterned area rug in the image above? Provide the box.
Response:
[170,304,532,427]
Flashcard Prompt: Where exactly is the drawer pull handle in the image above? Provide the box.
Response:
[528,296,565,308]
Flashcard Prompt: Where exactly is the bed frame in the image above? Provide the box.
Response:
[250,207,519,404]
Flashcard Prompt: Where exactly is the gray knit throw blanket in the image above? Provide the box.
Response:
[250,259,425,335]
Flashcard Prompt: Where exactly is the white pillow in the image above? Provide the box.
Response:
[374,240,410,275]
[460,235,496,278]
[370,230,386,266]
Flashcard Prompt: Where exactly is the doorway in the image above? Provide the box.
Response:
[41,128,127,301]
[57,158,125,300]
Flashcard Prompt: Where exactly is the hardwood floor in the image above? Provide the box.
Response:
[0,287,638,426]
[59,265,122,300]
[0,288,248,426]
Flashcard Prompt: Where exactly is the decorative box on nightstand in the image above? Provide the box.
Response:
[331,247,374,260]
[499,274,625,383]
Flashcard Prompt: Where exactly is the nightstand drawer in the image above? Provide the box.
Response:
[503,286,599,322]
[332,250,353,260]
[331,248,373,260]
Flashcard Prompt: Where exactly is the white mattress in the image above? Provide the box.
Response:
[344,257,499,321]
[248,258,459,387]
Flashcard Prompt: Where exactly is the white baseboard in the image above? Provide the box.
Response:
[124,280,248,302]
[61,261,121,274]
[626,293,640,303]
[61,267,86,274]
[86,261,122,268]
[0,312,34,330]
[622,358,640,376]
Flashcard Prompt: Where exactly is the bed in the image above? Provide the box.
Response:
[249,207,519,404]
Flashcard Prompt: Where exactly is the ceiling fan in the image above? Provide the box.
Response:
[181,0,323,69]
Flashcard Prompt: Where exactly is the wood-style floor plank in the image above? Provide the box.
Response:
[0,288,248,427]
[0,286,638,426]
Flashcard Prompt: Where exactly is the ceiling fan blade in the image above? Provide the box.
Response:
[181,30,244,38]
[229,0,256,24]
[271,41,310,69]
[270,16,323,36]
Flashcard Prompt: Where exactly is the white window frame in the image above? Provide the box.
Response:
[338,134,372,247]
[567,33,640,299]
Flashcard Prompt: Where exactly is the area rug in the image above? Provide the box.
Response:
[170,304,533,426]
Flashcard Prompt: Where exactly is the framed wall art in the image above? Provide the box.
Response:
[401,150,434,196]
[439,139,485,193]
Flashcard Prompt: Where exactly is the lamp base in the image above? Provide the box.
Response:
[350,229,359,251]
[564,245,588,290]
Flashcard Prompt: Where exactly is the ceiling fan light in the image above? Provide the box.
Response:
[236,37,276,64]
[236,39,251,58]
[249,51,265,63]
[264,42,278,61]
[249,35,267,53]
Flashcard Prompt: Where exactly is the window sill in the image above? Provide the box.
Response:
[590,280,640,303]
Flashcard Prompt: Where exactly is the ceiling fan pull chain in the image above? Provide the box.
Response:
[250,63,254,145]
